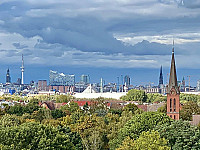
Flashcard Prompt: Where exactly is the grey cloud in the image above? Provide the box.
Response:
[5,50,18,57]
[179,0,200,9]
[129,40,184,55]
[0,0,199,69]
[13,42,28,49]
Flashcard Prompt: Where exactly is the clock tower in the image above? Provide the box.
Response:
[166,41,180,120]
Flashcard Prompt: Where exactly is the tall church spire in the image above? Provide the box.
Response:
[159,65,163,86]
[167,40,179,94]
[166,40,180,120]
[6,68,11,83]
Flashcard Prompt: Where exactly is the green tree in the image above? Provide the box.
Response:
[61,102,80,115]
[109,112,172,150]
[155,120,200,150]
[180,93,200,104]
[51,109,66,119]
[0,114,25,127]
[73,114,107,150]
[55,94,75,103]
[117,131,170,150]
[120,89,147,103]
[57,126,83,150]
[89,97,108,116]
[0,122,75,150]
[180,101,200,121]
[147,93,167,103]
[123,103,138,113]
[6,104,24,116]
[32,108,52,123]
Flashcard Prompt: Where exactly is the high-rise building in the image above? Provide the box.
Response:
[20,54,24,84]
[17,78,21,85]
[6,68,11,83]
[38,80,48,91]
[166,42,180,120]
[80,75,90,84]
[49,70,75,86]
[124,75,131,86]
[197,80,200,91]
[182,77,185,92]
[159,66,163,87]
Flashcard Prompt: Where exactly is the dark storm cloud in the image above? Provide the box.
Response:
[0,0,191,56]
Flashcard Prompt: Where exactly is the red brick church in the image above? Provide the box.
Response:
[166,42,180,120]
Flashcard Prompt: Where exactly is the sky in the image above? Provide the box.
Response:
[0,0,200,86]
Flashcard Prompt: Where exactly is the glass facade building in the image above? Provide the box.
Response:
[49,70,75,86]
[80,75,90,84]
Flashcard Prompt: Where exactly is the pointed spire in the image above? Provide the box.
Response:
[160,65,163,75]
[168,40,179,93]
[159,65,163,86]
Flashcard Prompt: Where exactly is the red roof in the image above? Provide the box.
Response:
[70,101,111,107]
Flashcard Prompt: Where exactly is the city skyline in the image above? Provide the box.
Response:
[0,1,200,86]
[1,64,200,87]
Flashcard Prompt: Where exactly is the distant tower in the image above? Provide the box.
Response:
[159,66,163,87]
[182,77,185,92]
[21,54,24,84]
[6,68,11,83]
[124,75,131,86]
[166,41,180,120]
[100,78,103,93]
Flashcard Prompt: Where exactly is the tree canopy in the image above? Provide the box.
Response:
[120,89,147,103]
[155,120,200,150]
[109,112,173,149]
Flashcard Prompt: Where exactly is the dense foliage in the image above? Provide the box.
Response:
[117,130,170,150]
[155,120,200,150]
[0,95,200,150]
[180,93,200,104]
[120,89,167,103]
[180,101,200,121]
[109,112,173,149]
[120,89,147,103]
[0,122,75,150]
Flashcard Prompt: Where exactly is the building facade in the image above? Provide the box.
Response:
[197,80,200,91]
[38,80,48,91]
[80,75,90,84]
[124,75,131,86]
[166,44,180,120]
[49,70,75,86]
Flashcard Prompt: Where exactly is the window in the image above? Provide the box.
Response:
[170,98,172,112]
[174,98,176,112]
[174,115,176,120]
[170,115,172,118]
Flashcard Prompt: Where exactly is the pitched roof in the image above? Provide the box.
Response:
[40,101,55,110]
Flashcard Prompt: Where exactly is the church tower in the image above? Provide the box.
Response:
[166,41,180,120]
[159,65,163,87]
[6,68,11,83]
